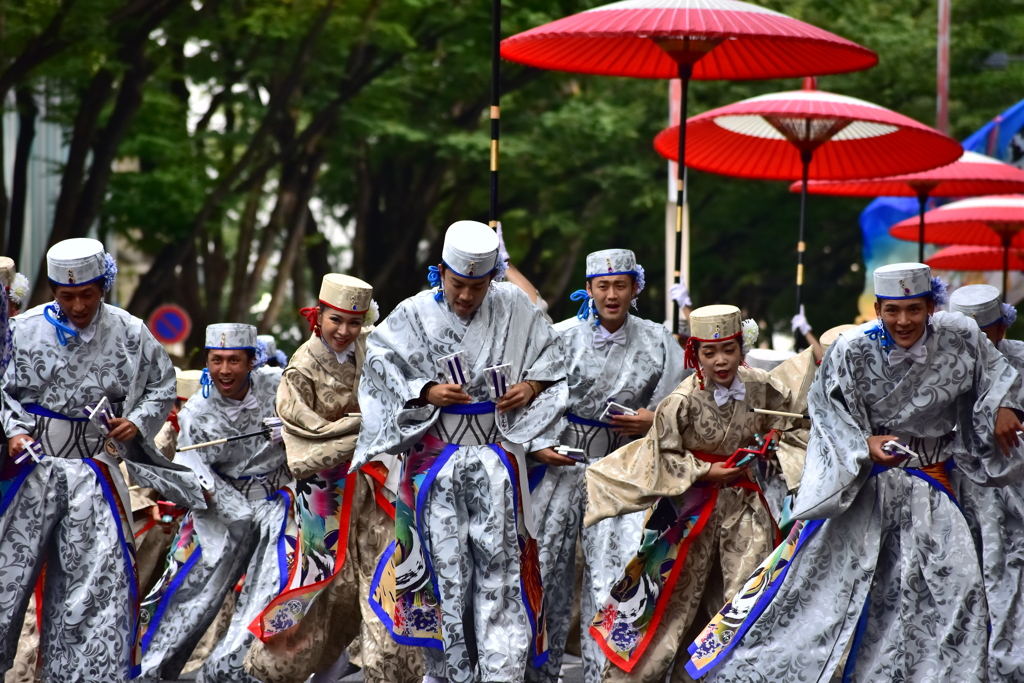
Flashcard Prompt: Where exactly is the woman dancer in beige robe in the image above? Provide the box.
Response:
[245,274,421,683]
[583,305,794,683]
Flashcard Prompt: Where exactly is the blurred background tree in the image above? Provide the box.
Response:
[1,0,1022,357]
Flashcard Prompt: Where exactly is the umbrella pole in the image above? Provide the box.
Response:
[1004,237,1011,302]
[796,150,811,313]
[489,0,500,228]
[673,64,692,335]
[916,191,928,263]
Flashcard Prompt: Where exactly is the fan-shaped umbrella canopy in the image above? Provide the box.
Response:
[927,244,1024,272]
[792,151,1024,197]
[500,0,878,79]
[890,195,1024,246]
[654,89,963,180]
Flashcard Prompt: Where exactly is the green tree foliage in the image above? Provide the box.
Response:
[1,0,1022,354]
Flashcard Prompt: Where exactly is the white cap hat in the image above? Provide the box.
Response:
[205,323,257,350]
[177,369,204,400]
[47,238,113,289]
[318,274,373,314]
[256,334,277,356]
[950,284,1003,328]
[873,263,932,300]
[442,221,499,279]
[745,348,795,372]
[586,249,640,279]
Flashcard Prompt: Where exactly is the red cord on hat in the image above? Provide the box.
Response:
[299,306,320,336]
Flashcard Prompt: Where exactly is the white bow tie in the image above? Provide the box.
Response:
[593,326,627,350]
[887,343,927,367]
[713,378,746,407]
[223,386,259,422]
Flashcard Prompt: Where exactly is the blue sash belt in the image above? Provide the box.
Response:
[567,413,614,429]
[23,403,88,422]
[440,401,496,415]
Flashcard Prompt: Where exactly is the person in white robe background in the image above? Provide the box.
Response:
[949,284,1024,681]
[137,323,295,683]
[525,248,684,683]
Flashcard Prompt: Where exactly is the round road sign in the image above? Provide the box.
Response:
[148,304,192,344]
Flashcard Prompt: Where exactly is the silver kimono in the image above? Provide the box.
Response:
[525,314,684,683]
[955,336,1024,681]
[690,312,1022,683]
[355,283,568,683]
[138,370,295,683]
[0,302,203,682]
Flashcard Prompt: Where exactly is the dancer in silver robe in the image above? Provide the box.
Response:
[356,221,568,683]
[525,249,684,683]
[949,284,1024,681]
[688,263,1024,683]
[138,323,295,683]
[0,239,204,683]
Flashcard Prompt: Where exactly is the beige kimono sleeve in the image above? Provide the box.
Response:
[584,387,711,527]
[277,367,361,479]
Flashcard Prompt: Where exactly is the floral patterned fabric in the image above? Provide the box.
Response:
[137,370,296,683]
[699,314,1023,683]
[244,332,421,683]
[356,284,567,683]
[0,301,192,683]
[582,366,793,680]
[526,313,685,683]
[953,336,1024,682]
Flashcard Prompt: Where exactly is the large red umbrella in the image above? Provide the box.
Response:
[890,195,1024,297]
[927,244,1024,272]
[654,84,962,309]
[501,0,877,330]
[792,151,1024,261]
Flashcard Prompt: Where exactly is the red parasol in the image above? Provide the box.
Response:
[890,195,1024,298]
[793,151,1024,261]
[926,244,1024,272]
[654,83,962,309]
[501,0,877,330]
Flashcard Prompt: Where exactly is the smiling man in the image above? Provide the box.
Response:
[525,249,684,683]
[690,263,1024,683]
[354,220,568,683]
[0,238,204,682]
[138,323,295,683]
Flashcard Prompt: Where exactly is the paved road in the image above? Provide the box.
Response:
[165,654,586,683]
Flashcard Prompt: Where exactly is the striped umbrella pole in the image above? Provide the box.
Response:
[489,0,501,228]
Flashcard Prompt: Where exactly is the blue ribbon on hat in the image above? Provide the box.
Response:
[427,266,444,302]
[200,368,213,398]
[43,302,79,346]
[570,289,600,327]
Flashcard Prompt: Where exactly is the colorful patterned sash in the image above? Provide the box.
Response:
[250,461,393,641]
[368,430,548,666]
[589,448,780,673]
[685,457,958,678]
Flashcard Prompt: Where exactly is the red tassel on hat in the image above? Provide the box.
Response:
[299,306,320,336]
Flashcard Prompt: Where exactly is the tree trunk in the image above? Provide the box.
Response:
[304,206,331,297]
[8,85,38,265]
[259,144,327,332]
[27,68,114,307]
[225,175,266,321]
